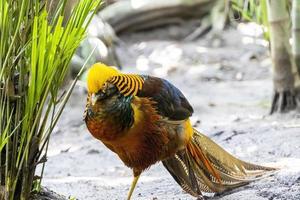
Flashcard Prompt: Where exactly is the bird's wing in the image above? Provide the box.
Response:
[136,76,194,120]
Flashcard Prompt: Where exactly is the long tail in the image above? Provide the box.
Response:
[162,128,277,197]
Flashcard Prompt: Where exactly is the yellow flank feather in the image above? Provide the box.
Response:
[131,99,143,129]
[183,119,193,144]
[87,63,119,93]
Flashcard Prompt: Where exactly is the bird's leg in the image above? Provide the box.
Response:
[127,170,141,200]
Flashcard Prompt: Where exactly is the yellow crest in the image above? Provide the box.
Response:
[87,63,119,93]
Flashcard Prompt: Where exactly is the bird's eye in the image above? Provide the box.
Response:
[102,82,108,90]
[94,91,106,101]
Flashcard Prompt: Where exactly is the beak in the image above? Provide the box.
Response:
[91,93,99,106]
[91,92,105,105]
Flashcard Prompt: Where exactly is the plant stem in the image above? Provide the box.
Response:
[267,0,297,113]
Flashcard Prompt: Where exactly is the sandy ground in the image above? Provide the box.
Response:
[37,23,300,200]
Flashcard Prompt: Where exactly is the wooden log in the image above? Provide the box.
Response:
[99,0,216,33]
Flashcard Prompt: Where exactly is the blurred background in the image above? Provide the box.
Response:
[40,0,300,199]
[1,0,300,200]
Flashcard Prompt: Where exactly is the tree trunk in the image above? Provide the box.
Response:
[292,0,300,74]
[267,0,297,113]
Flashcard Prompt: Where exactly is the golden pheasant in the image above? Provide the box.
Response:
[84,63,276,200]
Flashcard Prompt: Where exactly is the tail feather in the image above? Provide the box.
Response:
[163,151,202,196]
[162,128,277,196]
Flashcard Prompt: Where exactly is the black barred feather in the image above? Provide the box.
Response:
[83,94,91,120]
[109,74,144,96]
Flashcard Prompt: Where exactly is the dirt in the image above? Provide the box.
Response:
[36,22,300,200]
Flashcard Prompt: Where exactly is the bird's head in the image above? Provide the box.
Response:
[87,63,120,104]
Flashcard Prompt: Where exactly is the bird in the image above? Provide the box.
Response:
[84,63,276,200]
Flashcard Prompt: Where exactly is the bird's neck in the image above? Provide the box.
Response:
[104,95,134,130]
[85,94,134,141]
